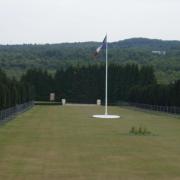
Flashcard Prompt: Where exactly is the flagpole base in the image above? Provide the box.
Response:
[92,115,120,119]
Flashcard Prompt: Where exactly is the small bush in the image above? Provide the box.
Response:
[129,126,151,136]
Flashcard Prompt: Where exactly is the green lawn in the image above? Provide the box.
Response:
[0,105,180,180]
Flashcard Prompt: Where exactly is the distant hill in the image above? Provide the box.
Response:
[112,38,180,50]
[0,38,180,83]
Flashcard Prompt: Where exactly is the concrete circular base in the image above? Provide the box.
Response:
[92,115,120,119]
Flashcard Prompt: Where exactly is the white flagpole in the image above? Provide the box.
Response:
[93,34,120,119]
[105,35,108,115]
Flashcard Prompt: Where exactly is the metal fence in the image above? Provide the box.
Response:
[0,101,34,122]
[128,102,180,115]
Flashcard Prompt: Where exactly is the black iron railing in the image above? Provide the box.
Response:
[127,102,180,115]
[0,101,34,122]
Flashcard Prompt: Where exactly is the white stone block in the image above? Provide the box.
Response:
[50,93,55,101]
[97,99,101,106]
[62,99,66,105]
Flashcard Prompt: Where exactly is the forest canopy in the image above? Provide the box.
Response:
[1,38,180,84]
[21,64,180,106]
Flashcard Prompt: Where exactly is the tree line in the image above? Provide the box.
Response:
[129,82,180,106]
[21,64,180,106]
[1,63,179,111]
[1,38,180,83]
[0,69,34,110]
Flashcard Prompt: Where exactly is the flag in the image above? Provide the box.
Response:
[94,35,107,57]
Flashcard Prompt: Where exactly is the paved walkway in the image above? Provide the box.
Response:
[65,103,99,107]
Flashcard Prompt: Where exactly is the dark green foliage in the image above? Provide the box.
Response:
[169,80,180,106]
[21,69,53,101]
[1,38,180,83]
[129,126,151,136]
[21,64,180,107]
[128,80,180,106]
[0,69,34,110]
[22,64,157,103]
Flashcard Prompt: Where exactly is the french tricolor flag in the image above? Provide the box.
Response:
[94,35,107,57]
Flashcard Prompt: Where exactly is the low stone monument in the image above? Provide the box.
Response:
[50,93,55,101]
[97,99,101,106]
[62,99,66,105]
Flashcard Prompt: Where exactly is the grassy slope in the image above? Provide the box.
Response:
[0,105,180,180]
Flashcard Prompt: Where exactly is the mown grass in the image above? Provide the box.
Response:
[0,105,180,180]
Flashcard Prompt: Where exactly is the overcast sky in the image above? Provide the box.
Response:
[0,0,180,44]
